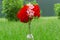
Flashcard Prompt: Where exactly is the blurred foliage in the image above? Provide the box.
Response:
[0,17,60,40]
[54,3,60,19]
[2,0,23,21]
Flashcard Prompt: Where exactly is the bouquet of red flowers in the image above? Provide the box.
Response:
[17,3,40,23]
[17,2,40,40]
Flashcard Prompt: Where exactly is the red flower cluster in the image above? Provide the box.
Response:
[17,3,40,23]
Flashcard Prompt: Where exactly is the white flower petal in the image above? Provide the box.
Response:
[27,3,34,9]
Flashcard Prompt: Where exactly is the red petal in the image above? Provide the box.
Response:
[33,5,40,17]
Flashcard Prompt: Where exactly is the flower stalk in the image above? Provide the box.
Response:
[27,19,34,40]
[28,20,31,34]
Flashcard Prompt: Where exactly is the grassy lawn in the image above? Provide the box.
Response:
[0,17,60,40]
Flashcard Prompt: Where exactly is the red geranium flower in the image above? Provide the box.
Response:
[33,5,40,17]
[17,3,40,23]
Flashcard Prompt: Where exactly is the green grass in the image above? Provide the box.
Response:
[0,17,60,40]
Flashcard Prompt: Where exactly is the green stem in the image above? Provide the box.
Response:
[28,20,31,34]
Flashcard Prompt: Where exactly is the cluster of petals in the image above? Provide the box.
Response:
[17,3,40,23]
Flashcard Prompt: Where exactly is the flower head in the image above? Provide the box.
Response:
[17,3,40,23]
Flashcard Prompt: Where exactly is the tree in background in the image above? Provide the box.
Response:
[54,3,60,19]
[2,0,23,21]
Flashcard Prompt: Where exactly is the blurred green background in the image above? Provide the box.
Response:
[0,0,60,40]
